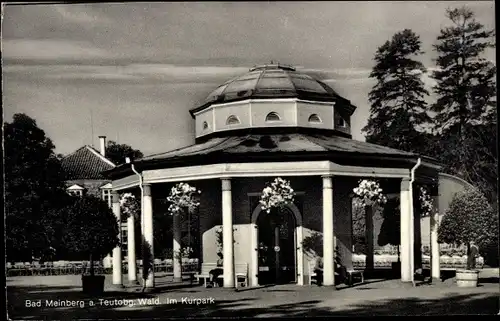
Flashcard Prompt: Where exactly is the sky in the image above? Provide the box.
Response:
[2,1,495,156]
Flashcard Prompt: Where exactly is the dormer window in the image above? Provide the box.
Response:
[202,121,209,130]
[226,115,240,125]
[308,114,322,123]
[67,184,84,197]
[265,112,281,122]
[336,117,346,127]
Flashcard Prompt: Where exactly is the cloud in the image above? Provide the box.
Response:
[2,63,249,84]
[54,5,112,25]
[299,67,372,81]
[2,39,111,61]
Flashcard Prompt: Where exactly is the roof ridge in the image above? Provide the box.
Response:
[85,145,116,167]
[62,145,88,159]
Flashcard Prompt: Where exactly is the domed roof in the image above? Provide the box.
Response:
[192,64,344,113]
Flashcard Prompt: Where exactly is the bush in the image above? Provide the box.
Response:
[62,195,119,275]
[438,188,497,268]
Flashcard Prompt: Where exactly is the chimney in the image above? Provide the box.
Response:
[98,136,106,157]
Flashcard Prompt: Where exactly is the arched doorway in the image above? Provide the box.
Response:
[251,204,304,286]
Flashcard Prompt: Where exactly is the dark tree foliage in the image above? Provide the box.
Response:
[363,29,431,154]
[435,119,498,207]
[105,140,144,165]
[62,195,119,275]
[4,113,68,262]
[431,6,496,138]
[438,188,497,269]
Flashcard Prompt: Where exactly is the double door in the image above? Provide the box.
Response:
[257,209,296,284]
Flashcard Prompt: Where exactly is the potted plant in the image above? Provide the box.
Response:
[62,195,119,295]
[438,187,497,287]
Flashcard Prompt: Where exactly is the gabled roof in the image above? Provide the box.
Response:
[67,184,85,190]
[99,182,113,189]
[61,145,115,180]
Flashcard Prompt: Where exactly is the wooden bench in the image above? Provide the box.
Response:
[308,261,364,286]
[194,263,248,288]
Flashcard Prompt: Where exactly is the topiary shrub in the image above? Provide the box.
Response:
[438,187,497,270]
[62,195,119,276]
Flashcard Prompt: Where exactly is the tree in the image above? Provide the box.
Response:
[431,6,496,139]
[436,119,498,206]
[438,188,497,270]
[4,113,68,262]
[105,140,144,165]
[363,29,431,153]
[429,6,497,211]
[62,195,119,275]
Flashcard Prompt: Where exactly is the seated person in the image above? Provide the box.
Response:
[314,256,323,286]
[207,252,223,288]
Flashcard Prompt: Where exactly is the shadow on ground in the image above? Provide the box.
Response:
[7,282,499,318]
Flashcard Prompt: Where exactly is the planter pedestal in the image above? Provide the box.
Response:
[392,262,401,277]
[456,269,479,287]
[82,275,105,295]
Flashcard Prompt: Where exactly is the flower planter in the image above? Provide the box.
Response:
[82,275,105,295]
[392,262,401,275]
[456,269,479,287]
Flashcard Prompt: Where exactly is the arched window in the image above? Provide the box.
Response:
[308,114,322,123]
[202,121,209,130]
[336,117,346,127]
[265,112,281,122]
[226,115,240,125]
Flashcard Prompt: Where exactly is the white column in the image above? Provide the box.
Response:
[127,214,137,284]
[143,184,154,288]
[173,211,182,282]
[112,191,123,287]
[322,175,335,287]
[430,187,440,281]
[296,226,304,285]
[251,223,259,287]
[221,178,235,288]
[400,178,412,283]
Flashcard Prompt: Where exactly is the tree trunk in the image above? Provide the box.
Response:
[90,253,94,276]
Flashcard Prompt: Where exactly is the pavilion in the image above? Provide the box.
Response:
[105,63,444,289]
